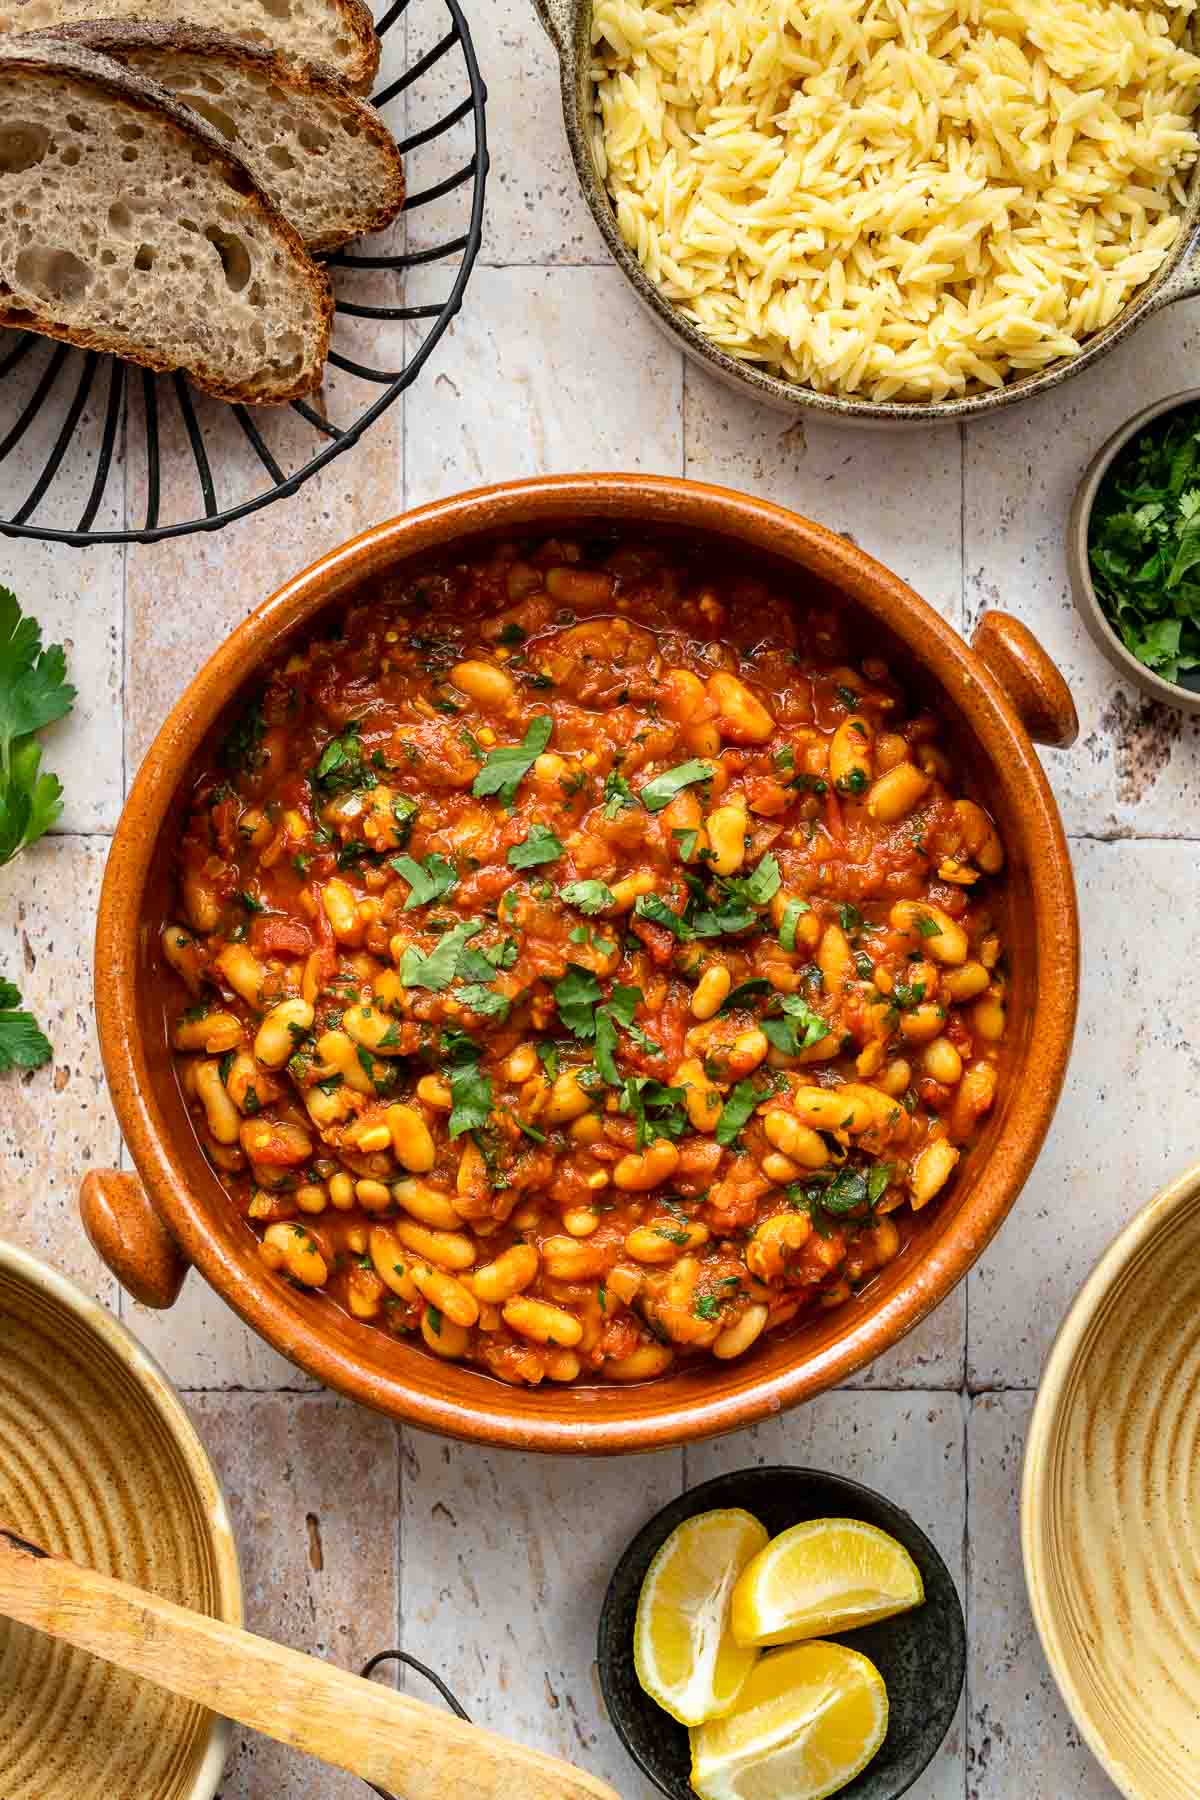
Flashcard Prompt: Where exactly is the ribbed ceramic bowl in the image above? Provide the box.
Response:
[1022,1161,1200,1799]
[0,1241,242,1800]
[1067,388,1200,714]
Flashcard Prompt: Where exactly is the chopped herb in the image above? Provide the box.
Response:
[517,1118,547,1143]
[633,893,691,938]
[772,746,796,774]
[238,889,264,914]
[553,964,603,1037]
[866,1163,894,1206]
[656,1224,690,1246]
[471,715,553,807]
[720,978,771,1014]
[454,983,511,1022]
[391,852,458,910]
[1087,403,1200,683]
[620,1076,689,1147]
[391,794,419,847]
[498,622,527,646]
[836,767,869,796]
[219,698,265,774]
[507,824,564,869]
[835,684,860,709]
[693,1294,722,1321]
[1,984,56,1073]
[536,1041,561,1081]
[639,759,715,813]
[778,897,810,952]
[560,878,615,914]
[312,720,368,793]
[426,1305,443,1337]
[761,993,831,1057]
[0,588,77,868]
[714,1078,762,1147]
[672,827,700,860]
[448,1059,493,1138]
[602,769,637,819]
[741,853,781,906]
[892,979,927,1009]
[839,902,864,934]
[915,912,943,938]
[399,918,483,991]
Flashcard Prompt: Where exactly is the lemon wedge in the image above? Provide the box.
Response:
[731,1517,923,1649]
[634,1508,768,1726]
[690,1640,888,1800]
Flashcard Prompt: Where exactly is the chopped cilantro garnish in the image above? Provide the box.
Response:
[560,879,615,914]
[448,1058,493,1138]
[399,918,483,991]
[472,715,553,807]
[714,1078,762,1147]
[507,824,564,869]
[602,769,636,819]
[639,759,715,813]
[391,852,458,910]
[553,964,604,1037]
[779,897,810,952]
[454,983,511,1021]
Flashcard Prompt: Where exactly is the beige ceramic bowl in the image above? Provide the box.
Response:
[0,1241,242,1800]
[1067,388,1200,715]
[1022,1161,1200,1799]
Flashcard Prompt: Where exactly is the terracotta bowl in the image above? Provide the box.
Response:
[0,1241,242,1799]
[84,475,1080,1453]
[1022,1161,1200,1799]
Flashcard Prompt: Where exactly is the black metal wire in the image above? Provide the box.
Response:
[0,0,489,545]
[357,1648,471,1800]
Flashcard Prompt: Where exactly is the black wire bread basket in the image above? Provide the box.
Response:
[0,0,487,546]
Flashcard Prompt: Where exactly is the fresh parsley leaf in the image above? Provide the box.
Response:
[507,824,564,869]
[672,827,700,860]
[448,1059,493,1137]
[312,720,368,793]
[714,1078,762,1147]
[866,1163,894,1206]
[762,993,831,1057]
[773,746,796,775]
[0,977,52,1073]
[639,759,716,813]
[602,769,637,819]
[620,1076,688,1147]
[536,1041,561,1081]
[399,919,483,991]
[391,853,459,910]
[554,964,603,1037]
[816,1167,871,1213]
[0,589,76,868]
[606,983,643,1029]
[594,1007,620,1085]
[472,715,553,807]
[560,879,615,914]
[839,902,864,934]
[779,897,810,952]
[391,794,419,847]
[633,893,691,938]
[914,912,942,938]
[454,983,511,1021]
[693,1294,722,1321]
[721,978,771,1013]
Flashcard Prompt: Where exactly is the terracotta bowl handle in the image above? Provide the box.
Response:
[972,611,1079,748]
[80,1170,188,1310]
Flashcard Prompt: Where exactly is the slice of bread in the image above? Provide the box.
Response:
[0,0,379,90]
[0,38,333,403]
[42,22,404,251]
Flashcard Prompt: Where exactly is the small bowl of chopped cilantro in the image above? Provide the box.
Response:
[1070,389,1200,711]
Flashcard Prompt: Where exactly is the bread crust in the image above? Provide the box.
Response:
[35,20,405,250]
[0,37,334,403]
[1,0,381,90]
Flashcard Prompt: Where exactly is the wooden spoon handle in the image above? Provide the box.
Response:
[0,1530,620,1800]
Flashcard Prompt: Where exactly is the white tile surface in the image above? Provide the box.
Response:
[8,12,1200,1793]
[967,1393,1119,1798]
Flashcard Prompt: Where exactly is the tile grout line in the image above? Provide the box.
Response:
[962,1388,972,1800]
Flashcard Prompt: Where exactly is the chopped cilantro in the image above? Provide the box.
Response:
[454,983,511,1022]
[391,852,458,910]
[714,1078,762,1147]
[602,770,636,819]
[399,918,483,991]
[639,759,715,813]
[560,879,615,914]
[779,897,810,952]
[448,1058,493,1138]
[553,964,604,1037]
[471,715,553,807]
[507,824,564,869]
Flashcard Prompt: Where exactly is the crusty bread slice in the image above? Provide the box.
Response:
[40,22,404,251]
[0,0,379,90]
[0,38,333,403]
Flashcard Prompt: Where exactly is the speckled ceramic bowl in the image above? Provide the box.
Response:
[1022,1161,1200,1799]
[533,0,1200,426]
[598,1466,965,1800]
[86,475,1079,1454]
[0,1240,242,1800]
[1067,389,1200,714]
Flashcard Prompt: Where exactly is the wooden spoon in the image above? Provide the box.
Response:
[0,1525,621,1800]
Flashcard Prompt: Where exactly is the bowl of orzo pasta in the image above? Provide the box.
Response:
[535,0,1200,419]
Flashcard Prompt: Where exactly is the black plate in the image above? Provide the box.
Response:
[597,1465,966,1800]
